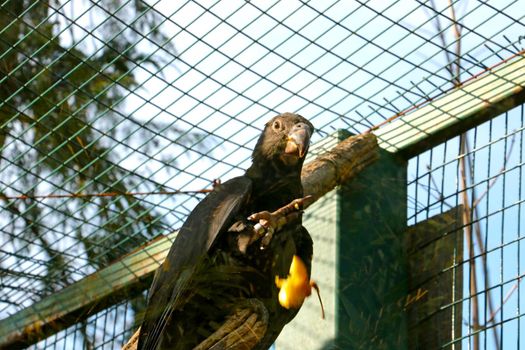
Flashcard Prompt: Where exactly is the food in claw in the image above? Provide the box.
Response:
[275,255,325,318]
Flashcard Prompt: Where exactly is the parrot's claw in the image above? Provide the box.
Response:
[248,195,312,249]
[248,211,277,250]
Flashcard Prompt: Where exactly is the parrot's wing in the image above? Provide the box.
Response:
[138,176,252,350]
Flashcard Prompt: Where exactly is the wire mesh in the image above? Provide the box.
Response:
[0,0,523,349]
[408,104,525,349]
[32,294,145,350]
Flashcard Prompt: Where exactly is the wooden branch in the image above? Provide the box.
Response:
[0,133,379,350]
[302,132,379,201]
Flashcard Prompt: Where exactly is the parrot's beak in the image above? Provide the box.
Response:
[285,123,311,158]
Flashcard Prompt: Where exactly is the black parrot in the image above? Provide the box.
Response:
[137,113,315,350]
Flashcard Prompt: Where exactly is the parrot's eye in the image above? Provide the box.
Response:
[272,120,282,131]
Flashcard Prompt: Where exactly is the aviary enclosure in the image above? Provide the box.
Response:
[0,1,523,349]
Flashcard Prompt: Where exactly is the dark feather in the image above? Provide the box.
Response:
[138,176,252,349]
[138,113,314,350]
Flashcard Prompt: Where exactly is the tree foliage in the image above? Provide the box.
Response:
[0,0,183,307]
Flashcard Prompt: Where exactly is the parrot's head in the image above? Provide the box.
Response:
[252,113,314,168]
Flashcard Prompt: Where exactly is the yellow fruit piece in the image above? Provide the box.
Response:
[275,255,311,309]
[275,255,325,319]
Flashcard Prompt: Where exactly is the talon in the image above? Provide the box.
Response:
[212,179,222,188]
[260,227,274,250]
[248,196,313,248]
[253,223,266,237]
[248,211,272,224]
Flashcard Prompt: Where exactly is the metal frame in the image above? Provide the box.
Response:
[376,51,525,158]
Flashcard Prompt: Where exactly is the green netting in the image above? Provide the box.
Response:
[0,0,523,349]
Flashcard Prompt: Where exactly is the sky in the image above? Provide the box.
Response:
[5,0,525,348]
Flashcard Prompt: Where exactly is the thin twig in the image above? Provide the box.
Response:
[486,277,522,324]
[426,165,455,208]
[447,0,462,85]
[472,134,516,209]
[459,135,480,350]
[0,188,213,200]
[464,136,501,349]
[429,0,454,79]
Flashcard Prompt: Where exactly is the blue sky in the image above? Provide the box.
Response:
[6,0,524,348]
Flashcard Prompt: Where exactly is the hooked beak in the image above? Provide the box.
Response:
[284,123,311,158]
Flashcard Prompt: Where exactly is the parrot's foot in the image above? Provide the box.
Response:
[194,299,269,350]
[248,195,313,249]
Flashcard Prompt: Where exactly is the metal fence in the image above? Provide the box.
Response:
[0,0,523,349]
[408,105,525,349]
